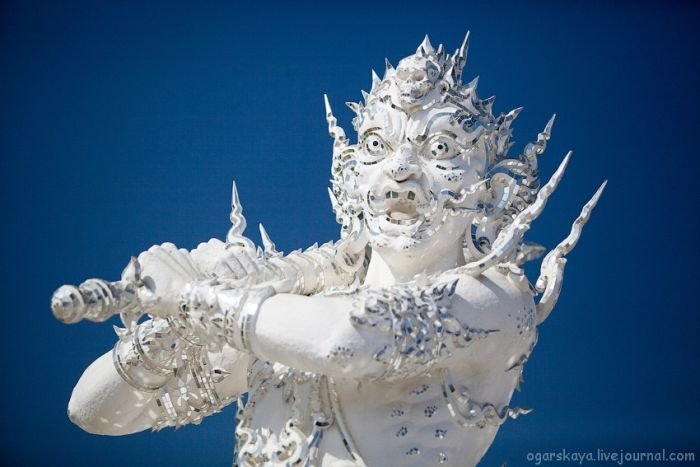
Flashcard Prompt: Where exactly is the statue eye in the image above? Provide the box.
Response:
[429,138,456,159]
[364,134,388,157]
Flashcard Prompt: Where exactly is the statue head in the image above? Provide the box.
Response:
[326,34,551,269]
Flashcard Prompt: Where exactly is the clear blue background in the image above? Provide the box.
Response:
[2,1,699,465]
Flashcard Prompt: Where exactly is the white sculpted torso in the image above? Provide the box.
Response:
[234,269,537,467]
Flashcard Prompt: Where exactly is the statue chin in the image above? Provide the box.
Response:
[367,232,421,253]
[366,217,470,272]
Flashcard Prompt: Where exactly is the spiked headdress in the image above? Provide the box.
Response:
[325,34,563,264]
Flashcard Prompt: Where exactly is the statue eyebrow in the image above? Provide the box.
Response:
[428,130,459,140]
[360,127,382,139]
[416,112,459,140]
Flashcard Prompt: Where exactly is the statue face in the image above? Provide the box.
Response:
[346,101,489,252]
[327,35,528,262]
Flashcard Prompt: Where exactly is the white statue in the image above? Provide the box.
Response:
[52,34,605,466]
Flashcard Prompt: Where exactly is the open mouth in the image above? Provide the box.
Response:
[400,87,428,101]
[368,188,428,226]
[385,190,420,224]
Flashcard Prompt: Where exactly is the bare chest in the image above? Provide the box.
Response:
[235,362,525,467]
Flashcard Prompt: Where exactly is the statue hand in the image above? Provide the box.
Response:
[131,243,205,317]
[191,238,284,285]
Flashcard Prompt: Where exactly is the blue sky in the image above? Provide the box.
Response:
[2,1,699,465]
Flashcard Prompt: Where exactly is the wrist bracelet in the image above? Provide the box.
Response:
[113,336,171,392]
[132,319,181,377]
[234,286,275,353]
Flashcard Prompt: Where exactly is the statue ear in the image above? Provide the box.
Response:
[463,173,519,261]
[483,172,518,220]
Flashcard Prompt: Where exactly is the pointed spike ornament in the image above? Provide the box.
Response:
[346,101,361,114]
[436,43,445,60]
[259,223,279,258]
[444,61,456,85]
[418,34,434,55]
[510,106,524,119]
[384,57,394,73]
[328,187,340,213]
[523,113,556,167]
[457,152,572,276]
[495,106,523,156]
[452,31,471,82]
[535,180,607,324]
[544,113,556,136]
[458,31,470,60]
[467,75,479,92]
[499,107,523,128]
[371,69,381,90]
[226,181,255,250]
[323,94,348,152]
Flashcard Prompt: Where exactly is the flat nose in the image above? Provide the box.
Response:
[384,146,421,182]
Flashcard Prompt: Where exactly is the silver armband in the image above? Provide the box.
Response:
[152,346,233,430]
[113,318,188,392]
[350,280,498,381]
[236,286,275,353]
[177,283,275,353]
[112,316,234,428]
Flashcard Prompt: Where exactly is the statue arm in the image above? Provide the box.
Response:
[181,271,532,381]
[68,351,167,435]
[56,236,358,436]
[251,293,388,379]
[67,331,250,435]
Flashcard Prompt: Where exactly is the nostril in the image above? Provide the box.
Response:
[390,164,409,181]
[384,154,421,182]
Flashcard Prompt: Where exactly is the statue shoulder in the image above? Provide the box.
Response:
[436,266,536,334]
[433,267,538,371]
[439,266,534,306]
